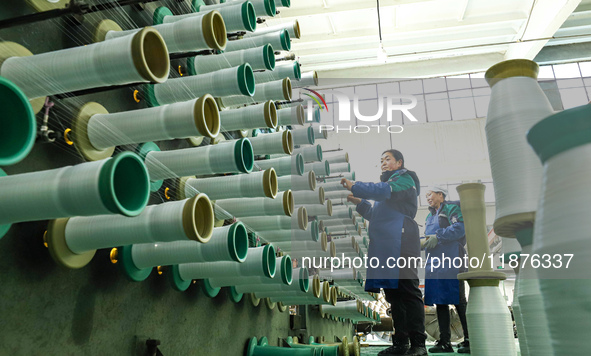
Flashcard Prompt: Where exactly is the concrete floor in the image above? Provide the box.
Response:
[0,1,354,354]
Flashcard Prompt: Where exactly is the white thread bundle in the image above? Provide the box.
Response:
[219,101,277,132]
[517,244,553,355]
[244,19,300,39]
[325,152,349,164]
[0,153,149,225]
[324,190,352,201]
[330,162,351,174]
[294,145,322,163]
[297,204,329,217]
[255,154,303,176]
[253,61,301,83]
[277,105,305,126]
[210,256,288,287]
[304,160,330,177]
[486,73,553,234]
[224,30,290,52]
[322,172,355,183]
[191,45,273,74]
[277,171,316,191]
[293,71,319,88]
[317,268,356,281]
[274,240,326,254]
[292,189,323,205]
[533,143,591,355]
[322,218,356,229]
[144,138,253,181]
[63,197,211,253]
[105,13,224,53]
[237,268,309,295]
[215,190,292,217]
[239,213,305,232]
[218,78,291,108]
[513,277,530,356]
[183,168,276,200]
[320,205,350,219]
[164,2,255,33]
[177,246,272,280]
[291,126,315,146]
[465,286,516,355]
[332,237,358,253]
[258,221,319,242]
[0,29,169,99]
[88,97,219,150]
[248,130,293,155]
[130,223,247,268]
[318,181,349,192]
[153,64,254,106]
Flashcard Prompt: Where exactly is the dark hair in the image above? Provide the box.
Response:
[382,149,404,168]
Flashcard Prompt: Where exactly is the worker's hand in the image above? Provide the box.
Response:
[347,194,362,205]
[424,235,438,250]
[341,178,354,191]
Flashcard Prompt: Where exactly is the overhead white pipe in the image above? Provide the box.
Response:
[244,19,300,39]
[224,30,290,52]
[215,190,293,218]
[292,71,319,88]
[219,101,277,132]
[254,154,304,176]
[247,130,293,155]
[148,63,255,107]
[277,171,316,191]
[304,160,330,177]
[102,11,226,53]
[179,168,278,200]
[0,28,169,100]
[239,207,307,231]
[294,145,322,163]
[291,126,315,146]
[253,61,301,83]
[292,188,324,205]
[218,78,291,108]
[189,45,274,75]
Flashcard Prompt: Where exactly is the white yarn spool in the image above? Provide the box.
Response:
[248,130,293,155]
[325,152,349,164]
[63,195,213,254]
[297,203,330,218]
[258,222,319,243]
[239,209,307,231]
[87,97,219,153]
[291,126,315,146]
[130,222,249,269]
[512,273,530,356]
[210,255,290,288]
[323,172,356,183]
[226,0,276,17]
[253,61,301,83]
[324,190,352,201]
[104,11,226,53]
[292,71,319,88]
[143,137,254,181]
[322,218,355,229]
[237,267,308,294]
[312,126,328,140]
[191,45,274,75]
[277,171,316,191]
[0,152,149,227]
[320,300,362,319]
[317,268,356,281]
[332,237,358,254]
[466,286,516,355]
[178,245,275,281]
[150,64,254,106]
[255,154,304,176]
[244,19,300,39]
[224,30,291,52]
[162,2,256,33]
[330,162,351,174]
[218,77,291,108]
[304,160,330,177]
[219,101,277,132]
[0,28,169,99]
[318,181,349,193]
[292,188,324,205]
[484,60,554,237]
[526,104,591,355]
[215,190,293,217]
[274,240,326,254]
[181,168,277,200]
[277,105,305,126]
[320,206,350,219]
[294,145,322,163]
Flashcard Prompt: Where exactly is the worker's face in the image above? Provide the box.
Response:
[380,152,402,172]
[426,191,444,208]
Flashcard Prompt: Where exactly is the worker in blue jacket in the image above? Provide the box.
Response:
[422,185,470,354]
[342,149,426,356]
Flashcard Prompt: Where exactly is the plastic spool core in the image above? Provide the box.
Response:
[244,1,257,32]
[296,104,305,125]
[316,145,324,161]
[329,240,336,257]
[131,28,170,83]
[264,101,278,129]
[263,168,278,198]
[297,207,308,230]
[283,130,294,154]
[195,95,221,138]
[326,199,333,216]
[324,160,331,176]
[309,171,317,190]
[282,78,292,100]
[203,11,227,51]
[292,19,301,39]
[231,222,249,262]
[265,0,276,16]
[283,190,294,216]
[0,77,36,166]
[280,29,292,51]
[238,63,256,96]
[102,152,150,217]
[264,44,276,70]
[237,138,255,173]
[318,187,325,204]
[295,154,304,175]
[263,244,277,278]
[281,255,293,284]
[184,193,215,243]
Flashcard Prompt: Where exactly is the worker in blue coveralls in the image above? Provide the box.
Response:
[342,149,426,356]
[422,185,470,354]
